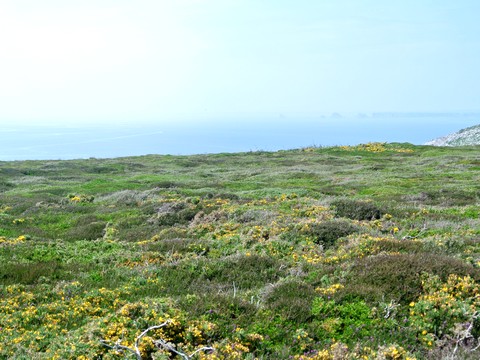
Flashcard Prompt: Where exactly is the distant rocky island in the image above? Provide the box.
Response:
[425,124,480,146]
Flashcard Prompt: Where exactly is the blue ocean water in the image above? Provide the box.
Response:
[0,114,479,161]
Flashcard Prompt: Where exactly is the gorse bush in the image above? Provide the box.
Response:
[331,198,383,220]
[409,273,480,351]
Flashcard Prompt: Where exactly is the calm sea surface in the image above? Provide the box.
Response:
[1,115,479,161]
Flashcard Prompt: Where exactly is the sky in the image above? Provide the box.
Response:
[1,0,480,126]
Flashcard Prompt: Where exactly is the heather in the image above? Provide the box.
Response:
[0,142,479,359]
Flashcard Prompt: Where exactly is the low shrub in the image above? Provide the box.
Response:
[409,189,479,206]
[341,253,480,304]
[203,254,285,290]
[409,273,480,349]
[373,239,426,254]
[0,261,70,285]
[311,297,373,344]
[65,216,107,241]
[0,180,14,192]
[159,255,285,296]
[145,238,210,255]
[305,220,359,248]
[331,198,383,220]
[180,293,257,334]
[264,279,316,323]
[65,222,106,241]
[150,203,201,227]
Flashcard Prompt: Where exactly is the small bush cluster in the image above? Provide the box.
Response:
[264,279,317,322]
[65,216,107,241]
[311,297,373,344]
[331,198,383,220]
[343,253,480,304]
[409,273,480,349]
[67,194,94,203]
[149,202,202,227]
[304,220,359,248]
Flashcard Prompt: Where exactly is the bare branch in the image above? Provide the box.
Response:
[100,339,141,360]
[190,346,215,358]
[101,320,171,360]
[452,312,480,356]
[155,338,189,360]
[155,338,214,360]
[101,320,214,360]
[134,321,171,356]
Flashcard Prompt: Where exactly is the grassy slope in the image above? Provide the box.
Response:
[0,142,479,359]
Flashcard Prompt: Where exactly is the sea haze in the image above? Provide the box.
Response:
[1,114,479,161]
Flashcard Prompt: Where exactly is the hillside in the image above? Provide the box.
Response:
[0,142,479,359]
[425,124,480,146]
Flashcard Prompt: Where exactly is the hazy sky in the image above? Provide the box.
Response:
[1,0,479,125]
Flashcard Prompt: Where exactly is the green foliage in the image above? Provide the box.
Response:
[409,273,480,349]
[343,253,480,304]
[65,216,106,241]
[0,144,480,358]
[311,297,373,344]
[0,261,69,285]
[264,279,317,323]
[331,198,384,220]
[304,220,359,248]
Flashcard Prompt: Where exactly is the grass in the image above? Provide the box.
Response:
[0,142,479,359]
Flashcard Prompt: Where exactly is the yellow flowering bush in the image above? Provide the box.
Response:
[0,234,28,245]
[68,194,94,203]
[409,273,480,347]
[339,142,414,153]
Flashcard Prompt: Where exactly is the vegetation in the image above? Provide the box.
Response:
[0,142,479,359]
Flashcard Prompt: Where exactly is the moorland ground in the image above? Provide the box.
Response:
[1,142,479,359]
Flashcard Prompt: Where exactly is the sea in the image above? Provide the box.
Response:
[1,114,479,161]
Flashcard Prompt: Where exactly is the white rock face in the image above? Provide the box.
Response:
[425,125,480,146]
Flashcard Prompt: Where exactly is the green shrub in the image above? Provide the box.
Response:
[409,273,480,349]
[65,216,107,241]
[331,198,383,220]
[264,279,316,322]
[145,238,210,255]
[180,293,257,334]
[152,203,201,226]
[0,180,14,192]
[311,297,373,344]
[203,254,285,290]
[342,253,480,304]
[159,255,285,296]
[410,189,479,206]
[305,220,359,248]
[0,261,70,285]
[373,239,426,254]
